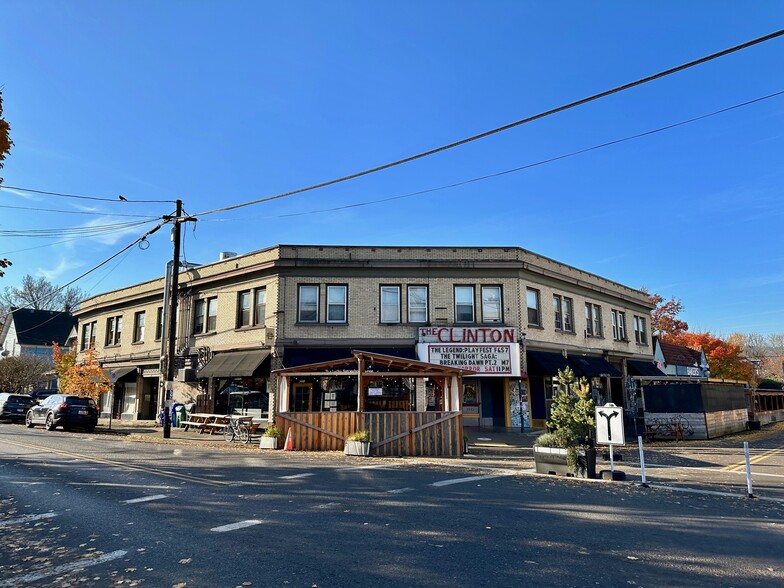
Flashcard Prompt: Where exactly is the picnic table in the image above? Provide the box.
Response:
[644,422,684,442]
[181,413,230,435]
[182,413,268,437]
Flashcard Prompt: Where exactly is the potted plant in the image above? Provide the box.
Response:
[259,424,280,449]
[344,430,371,456]
[534,367,597,478]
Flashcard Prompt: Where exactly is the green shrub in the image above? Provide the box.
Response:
[347,430,370,442]
[264,424,281,438]
[534,430,569,448]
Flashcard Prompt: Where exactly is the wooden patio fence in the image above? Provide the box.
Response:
[276,410,464,457]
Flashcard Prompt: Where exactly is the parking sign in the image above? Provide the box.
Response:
[595,403,625,446]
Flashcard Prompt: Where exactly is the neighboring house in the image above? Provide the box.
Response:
[653,337,710,378]
[73,245,656,427]
[0,307,76,360]
[0,308,77,392]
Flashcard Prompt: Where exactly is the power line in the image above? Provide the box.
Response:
[10,221,166,334]
[0,219,156,239]
[0,184,177,204]
[0,203,158,218]
[192,28,784,218]
[204,89,784,223]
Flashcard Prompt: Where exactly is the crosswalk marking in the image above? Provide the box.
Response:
[0,550,127,587]
[387,487,414,494]
[211,519,264,533]
[0,512,57,527]
[122,494,168,504]
[430,474,507,487]
[279,472,315,479]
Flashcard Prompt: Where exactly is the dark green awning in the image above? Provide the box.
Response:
[198,350,270,379]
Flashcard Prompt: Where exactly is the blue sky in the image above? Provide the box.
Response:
[1,2,782,335]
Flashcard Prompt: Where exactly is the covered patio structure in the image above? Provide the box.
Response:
[273,350,470,456]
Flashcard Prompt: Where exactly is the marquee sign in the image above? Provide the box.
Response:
[418,326,518,344]
[416,326,521,377]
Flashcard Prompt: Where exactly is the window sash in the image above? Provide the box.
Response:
[133,312,145,343]
[155,307,163,341]
[481,286,502,323]
[563,298,573,332]
[455,286,475,323]
[380,286,401,323]
[238,291,251,327]
[194,300,206,333]
[617,312,626,340]
[408,286,428,323]
[634,316,647,344]
[553,295,563,330]
[206,298,218,332]
[593,305,602,337]
[254,288,266,326]
[327,285,347,323]
[298,285,319,323]
[526,289,540,326]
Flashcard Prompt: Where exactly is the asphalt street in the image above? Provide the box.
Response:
[1,423,783,587]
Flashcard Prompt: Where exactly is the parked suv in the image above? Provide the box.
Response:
[0,393,35,423]
[25,394,99,432]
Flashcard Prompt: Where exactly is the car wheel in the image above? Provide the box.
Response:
[44,414,56,431]
[25,411,34,428]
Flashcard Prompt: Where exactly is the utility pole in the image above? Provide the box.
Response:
[162,200,195,438]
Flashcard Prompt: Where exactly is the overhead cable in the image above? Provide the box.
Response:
[191,28,784,218]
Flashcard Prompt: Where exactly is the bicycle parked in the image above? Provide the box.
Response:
[223,416,252,444]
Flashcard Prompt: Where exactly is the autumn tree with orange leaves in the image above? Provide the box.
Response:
[663,331,755,384]
[52,343,110,403]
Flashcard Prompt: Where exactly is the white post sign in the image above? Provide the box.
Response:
[595,403,625,446]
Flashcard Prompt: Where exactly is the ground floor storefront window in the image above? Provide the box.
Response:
[215,376,269,418]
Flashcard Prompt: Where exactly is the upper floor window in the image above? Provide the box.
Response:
[380,285,401,324]
[194,297,218,334]
[327,285,347,323]
[526,288,541,327]
[455,286,475,323]
[407,286,428,323]
[155,307,164,341]
[237,290,251,328]
[80,321,97,351]
[611,309,627,341]
[634,315,648,345]
[585,303,603,337]
[254,287,267,326]
[481,286,502,323]
[105,316,122,346]
[298,285,319,323]
[553,295,574,332]
[133,311,145,343]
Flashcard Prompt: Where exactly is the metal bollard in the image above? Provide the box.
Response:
[638,436,648,487]
[744,441,755,498]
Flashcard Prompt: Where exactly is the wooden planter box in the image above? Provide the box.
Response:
[259,436,279,449]
[344,440,371,456]
[534,446,596,478]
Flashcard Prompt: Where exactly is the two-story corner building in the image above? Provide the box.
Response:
[73,244,655,429]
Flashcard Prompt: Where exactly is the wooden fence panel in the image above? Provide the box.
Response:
[277,411,462,456]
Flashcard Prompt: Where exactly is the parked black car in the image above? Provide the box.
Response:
[0,393,35,423]
[25,394,99,432]
[30,389,57,402]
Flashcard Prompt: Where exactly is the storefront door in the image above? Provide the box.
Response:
[292,383,313,412]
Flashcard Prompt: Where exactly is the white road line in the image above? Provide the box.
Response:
[430,474,508,487]
[0,549,128,587]
[210,519,264,533]
[387,487,414,494]
[337,463,399,472]
[122,494,168,504]
[279,473,315,479]
[0,512,57,527]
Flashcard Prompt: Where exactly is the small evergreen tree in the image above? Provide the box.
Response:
[547,366,595,445]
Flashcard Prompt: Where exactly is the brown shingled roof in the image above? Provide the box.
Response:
[658,340,702,367]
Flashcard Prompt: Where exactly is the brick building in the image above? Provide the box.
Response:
[74,245,655,428]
